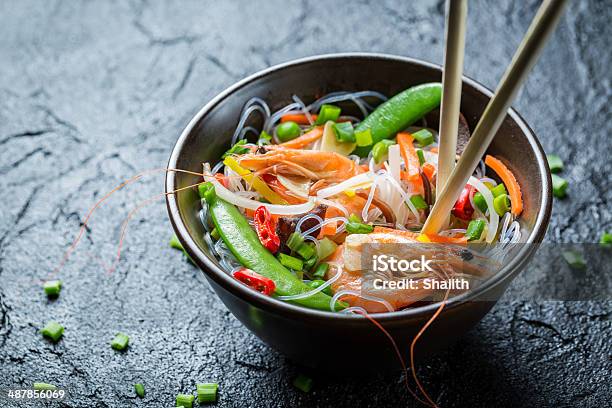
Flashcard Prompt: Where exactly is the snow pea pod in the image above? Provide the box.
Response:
[352,83,442,157]
[199,182,343,311]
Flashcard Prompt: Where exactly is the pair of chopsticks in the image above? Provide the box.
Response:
[422,0,567,235]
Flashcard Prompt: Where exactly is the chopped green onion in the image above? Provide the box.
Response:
[33,383,57,391]
[198,181,216,201]
[170,234,184,251]
[409,195,428,210]
[546,154,564,173]
[346,218,374,234]
[490,183,507,198]
[297,242,317,260]
[493,194,510,216]
[110,333,129,351]
[313,262,329,278]
[41,321,64,343]
[303,255,318,271]
[355,128,373,147]
[43,280,62,297]
[372,139,395,164]
[332,122,356,143]
[315,104,341,125]
[317,238,337,261]
[277,253,303,271]
[292,374,313,393]
[600,232,612,247]
[552,174,568,198]
[466,219,486,241]
[276,121,301,142]
[287,232,305,252]
[210,228,220,240]
[411,129,434,147]
[294,270,304,280]
[473,192,488,213]
[176,393,195,408]
[309,279,332,296]
[222,139,249,158]
[348,214,362,223]
[257,130,272,145]
[197,383,218,403]
[561,250,586,270]
[134,383,145,398]
[416,149,425,166]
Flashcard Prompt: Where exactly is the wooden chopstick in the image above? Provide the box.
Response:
[422,0,567,235]
[436,0,468,228]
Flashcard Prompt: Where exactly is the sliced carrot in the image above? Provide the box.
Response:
[422,163,436,181]
[397,132,423,193]
[485,155,523,216]
[280,113,318,125]
[275,126,323,149]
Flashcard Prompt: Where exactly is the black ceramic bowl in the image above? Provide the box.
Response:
[166,53,552,371]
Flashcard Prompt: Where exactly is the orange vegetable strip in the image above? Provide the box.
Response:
[484,155,523,216]
[277,127,323,149]
[280,114,318,125]
[397,132,421,179]
[422,163,436,181]
[422,233,467,244]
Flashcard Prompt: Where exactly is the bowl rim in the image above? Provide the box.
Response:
[166,52,552,323]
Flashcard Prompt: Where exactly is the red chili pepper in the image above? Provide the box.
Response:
[452,185,474,221]
[253,205,280,253]
[233,268,275,295]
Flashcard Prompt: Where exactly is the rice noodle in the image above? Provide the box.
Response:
[362,176,379,222]
[292,95,315,126]
[231,98,270,145]
[316,173,372,199]
[307,90,388,113]
[276,263,343,301]
[479,177,498,186]
[468,176,498,243]
[330,289,394,313]
[295,214,324,235]
[316,197,349,218]
[388,145,401,182]
[264,102,302,134]
[211,161,224,174]
[204,169,316,215]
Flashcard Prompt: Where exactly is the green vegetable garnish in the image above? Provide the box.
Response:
[313,262,329,279]
[287,232,305,252]
[355,128,373,147]
[546,154,564,173]
[561,250,585,270]
[43,280,62,297]
[466,219,486,241]
[493,194,510,216]
[197,383,218,403]
[416,149,425,166]
[552,174,568,198]
[352,83,442,156]
[134,383,145,398]
[222,139,249,158]
[371,139,396,164]
[315,104,341,125]
[473,192,488,213]
[600,232,612,247]
[170,234,195,264]
[41,321,64,343]
[292,374,313,393]
[411,129,434,147]
[346,214,374,234]
[110,333,129,351]
[277,253,304,271]
[490,183,507,198]
[257,130,272,145]
[276,121,301,142]
[210,227,220,240]
[409,195,428,210]
[33,383,57,391]
[176,393,195,408]
[332,121,356,143]
[296,242,317,260]
[309,279,333,296]
[316,238,337,261]
[303,255,318,271]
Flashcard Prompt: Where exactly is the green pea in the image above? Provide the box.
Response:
[276,121,301,142]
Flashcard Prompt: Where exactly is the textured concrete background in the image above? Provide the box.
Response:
[0,0,610,407]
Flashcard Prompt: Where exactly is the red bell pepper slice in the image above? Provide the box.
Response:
[452,185,475,221]
[233,268,276,295]
[253,205,280,253]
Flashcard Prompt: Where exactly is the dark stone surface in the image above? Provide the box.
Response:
[0,0,610,407]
